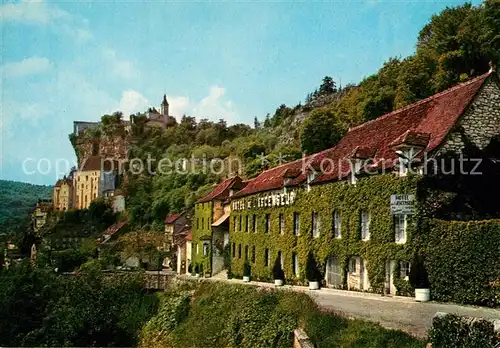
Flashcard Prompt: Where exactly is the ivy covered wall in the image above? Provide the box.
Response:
[423,218,500,307]
[229,174,421,294]
[192,201,214,273]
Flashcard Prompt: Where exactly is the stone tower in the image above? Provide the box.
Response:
[160,94,169,118]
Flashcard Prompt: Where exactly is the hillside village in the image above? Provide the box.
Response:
[2,1,500,346]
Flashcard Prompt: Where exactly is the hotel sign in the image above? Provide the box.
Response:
[390,194,415,215]
[232,190,297,211]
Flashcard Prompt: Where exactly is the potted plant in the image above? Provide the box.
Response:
[272,256,285,286]
[243,260,251,282]
[194,263,200,278]
[306,252,321,290]
[409,253,430,302]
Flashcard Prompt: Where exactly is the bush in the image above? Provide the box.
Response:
[52,249,88,272]
[140,282,423,348]
[243,260,251,277]
[428,314,499,348]
[409,253,429,289]
[305,252,321,282]
[272,256,284,280]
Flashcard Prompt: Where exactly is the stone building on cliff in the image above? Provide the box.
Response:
[53,176,74,211]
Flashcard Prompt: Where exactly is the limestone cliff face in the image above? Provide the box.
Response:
[72,130,130,167]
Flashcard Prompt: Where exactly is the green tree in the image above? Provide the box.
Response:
[300,108,346,154]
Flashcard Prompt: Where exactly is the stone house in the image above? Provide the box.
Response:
[53,176,73,211]
[73,156,119,209]
[192,70,500,294]
[32,199,52,234]
[164,211,189,250]
[191,176,246,276]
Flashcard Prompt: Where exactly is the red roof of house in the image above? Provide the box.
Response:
[103,219,128,237]
[196,176,246,203]
[234,72,494,197]
[165,212,184,224]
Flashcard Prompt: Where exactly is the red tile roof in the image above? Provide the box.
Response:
[234,72,493,197]
[165,212,184,224]
[196,176,246,203]
[103,219,128,237]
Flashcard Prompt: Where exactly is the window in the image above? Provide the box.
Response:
[252,214,257,233]
[251,246,256,263]
[232,243,236,258]
[292,252,299,276]
[293,213,300,236]
[245,215,249,232]
[312,212,320,238]
[361,210,370,240]
[265,214,271,233]
[244,245,249,261]
[201,217,204,230]
[333,211,341,238]
[238,244,241,259]
[239,215,242,232]
[264,248,270,267]
[349,258,357,273]
[400,261,411,279]
[279,213,284,234]
[196,243,199,255]
[394,215,407,243]
[203,243,209,256]
[233,216,236,231]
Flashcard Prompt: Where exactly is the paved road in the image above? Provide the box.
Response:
[182,274,500,338]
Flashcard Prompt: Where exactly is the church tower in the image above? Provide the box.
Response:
[160,94,169,117]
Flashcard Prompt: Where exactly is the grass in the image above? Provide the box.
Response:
[140,281,425,348]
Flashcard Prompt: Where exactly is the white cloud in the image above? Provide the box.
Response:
[0,0,68,25]
[167,96,190,117]
[118,90,149,117]
[2,56,52,78]
[102,48,139,80]
[192,86,237,123]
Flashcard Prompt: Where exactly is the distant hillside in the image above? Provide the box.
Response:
[0,180,53,235]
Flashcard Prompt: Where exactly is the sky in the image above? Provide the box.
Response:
[0,0,482,186]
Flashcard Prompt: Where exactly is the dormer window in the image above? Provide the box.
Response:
[306,168,318,192]
[390,130,430,177]
[348,146,374,185]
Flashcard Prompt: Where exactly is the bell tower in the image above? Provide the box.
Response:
[160,94,169,117]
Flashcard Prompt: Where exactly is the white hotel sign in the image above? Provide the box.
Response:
[232,190,297,211]
[390,194,415,215]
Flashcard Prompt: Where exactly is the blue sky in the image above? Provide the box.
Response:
[1,0,481,185]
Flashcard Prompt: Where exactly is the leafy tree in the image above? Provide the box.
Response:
[300,108,346,154]
[319,76,337,96]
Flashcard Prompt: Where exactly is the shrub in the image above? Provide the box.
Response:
[199,263,204,275]
[428,314,499,348]
[305,252,321,282]
[409,253,429,288]
[243,260,251,277]
[272,256,284,280]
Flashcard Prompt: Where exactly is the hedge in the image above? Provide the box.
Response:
[428,314,499,348]
[424,219,500,307]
